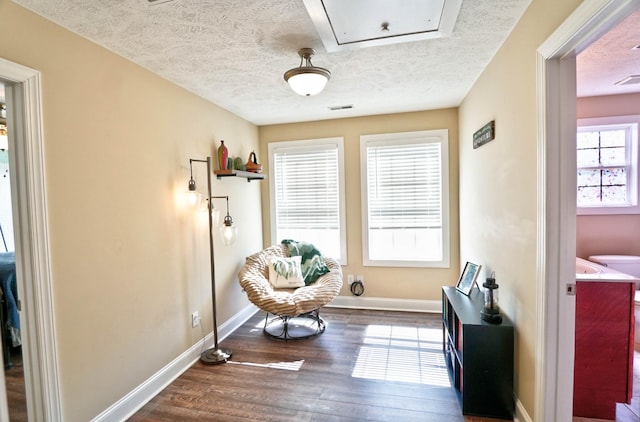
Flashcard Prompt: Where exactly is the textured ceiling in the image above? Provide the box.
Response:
[7,1,640,124]
[577,8,640,98]
[11,0,534,125]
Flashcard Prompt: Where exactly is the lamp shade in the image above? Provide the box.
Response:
[284,48,331,96]
[220,211,237,245]
[185,190,202,209]
[185,165,201,208]
[220,224,237,246]
[0,125,7,151]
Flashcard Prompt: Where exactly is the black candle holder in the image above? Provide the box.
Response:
[481,277,502,324]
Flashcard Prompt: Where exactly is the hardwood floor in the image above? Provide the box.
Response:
[129,308,509,422]
[2,308,638,421]
[4,347,27,422]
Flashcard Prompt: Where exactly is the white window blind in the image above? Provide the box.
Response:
[367,143,442,230]
[269,138,346,262]
[274,146,338,229]
[361,130,449,267]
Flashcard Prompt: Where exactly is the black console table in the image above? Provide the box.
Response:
[442,286,514,419]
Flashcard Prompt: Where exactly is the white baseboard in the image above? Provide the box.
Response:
[329,295,441,313]
[219,303,260,340]
[514,397,533,422]
[91,304,258,422]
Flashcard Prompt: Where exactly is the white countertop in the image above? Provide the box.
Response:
[576,257,640,283]
[576,272,640,283]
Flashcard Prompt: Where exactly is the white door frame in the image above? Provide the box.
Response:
[536,1,639,420]
[0,58,61,421]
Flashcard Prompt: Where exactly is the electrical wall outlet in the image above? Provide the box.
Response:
[191,311,200,328]
[347,274,354,285]
[356,275,364,284]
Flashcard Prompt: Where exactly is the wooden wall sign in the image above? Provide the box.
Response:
[473,120,495,149]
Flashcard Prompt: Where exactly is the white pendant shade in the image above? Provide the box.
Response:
[284,48,331,96]
[287,72,329,96]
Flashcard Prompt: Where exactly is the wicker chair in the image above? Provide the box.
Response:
[238,244,342,340]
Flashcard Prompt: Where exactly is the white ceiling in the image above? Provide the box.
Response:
[6,1,640,125]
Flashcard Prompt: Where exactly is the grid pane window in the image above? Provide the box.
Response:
[576,125,633,208]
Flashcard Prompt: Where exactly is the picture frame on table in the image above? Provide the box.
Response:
[455,261,482,296]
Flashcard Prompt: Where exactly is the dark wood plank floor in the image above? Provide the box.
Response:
[129,308,508,422]
[4,347,27,422]
[3,308,638,421]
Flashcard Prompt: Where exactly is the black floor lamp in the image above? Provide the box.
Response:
[187,157,236,365]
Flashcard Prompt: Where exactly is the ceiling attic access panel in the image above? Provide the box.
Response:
[303,0,463,52]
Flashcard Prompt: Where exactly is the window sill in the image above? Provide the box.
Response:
[577,205,640,216]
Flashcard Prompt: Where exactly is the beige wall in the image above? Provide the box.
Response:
[458,0,582,418]
[1,0,613,420]
[576,93,640,259]
[259,109,460,300]
[0,2,262,421]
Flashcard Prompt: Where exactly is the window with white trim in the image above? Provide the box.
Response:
[268,137,347,264]
[360,129,450,267]
[577,116,639,215]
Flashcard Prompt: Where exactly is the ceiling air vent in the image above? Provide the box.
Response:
[614,75,640,86]
[329,104,354,111]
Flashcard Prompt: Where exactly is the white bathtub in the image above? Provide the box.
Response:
[576,257,640,283]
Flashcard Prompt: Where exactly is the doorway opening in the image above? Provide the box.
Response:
[0,86,27,422]
[537,0,640,421]
[0,59,61,421]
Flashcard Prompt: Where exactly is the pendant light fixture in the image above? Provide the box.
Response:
[185,159,202,209]
[283,48,331,96]
[219,201,237,246]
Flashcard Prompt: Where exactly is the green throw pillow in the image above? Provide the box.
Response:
[281,239,330,285]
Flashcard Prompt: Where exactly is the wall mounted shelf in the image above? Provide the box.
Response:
[214,169,265,182]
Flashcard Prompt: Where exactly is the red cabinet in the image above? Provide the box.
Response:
[573,281,635,419]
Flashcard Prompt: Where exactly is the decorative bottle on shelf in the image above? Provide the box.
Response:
[217,140,228,170]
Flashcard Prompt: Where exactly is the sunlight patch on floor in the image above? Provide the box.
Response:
[229,359,304,371]
[351,325,450,387]
[251,319,266,332]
